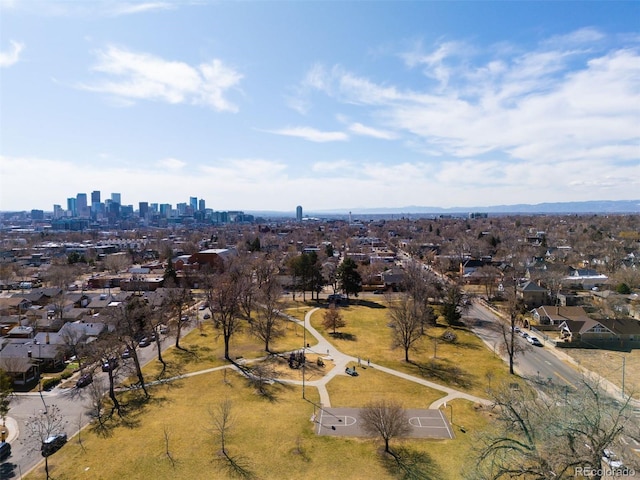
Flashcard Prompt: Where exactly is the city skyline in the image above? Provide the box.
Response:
[1,1,639,212]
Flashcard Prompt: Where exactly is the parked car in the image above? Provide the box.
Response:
[528,336,543,347]
[159,324,169,334]
[121,348,132,359]
[181,315,189,322]
[0,441,11,460]
[76,373,93,388]
[41,433,67,457]
[138,337,151,348]
[101,358,118,372]
[203,313,211,319]
[199,304,207,310]
[602,449,624,468]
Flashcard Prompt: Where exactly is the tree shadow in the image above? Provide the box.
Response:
[215,450,256,479]
[380,446,444,480]
[0,462,18,479]
[354,299,387,309]
[330,332,357,341]
[415,359,474,389]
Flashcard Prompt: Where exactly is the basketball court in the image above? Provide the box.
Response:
[314,407,454,439]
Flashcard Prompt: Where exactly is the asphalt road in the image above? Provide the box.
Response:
[465,301,583,388]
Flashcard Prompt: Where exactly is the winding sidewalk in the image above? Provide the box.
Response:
[278,308,491,409]
[3,307,491,443]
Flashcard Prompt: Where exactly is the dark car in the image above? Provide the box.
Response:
[101,358,118,372]
[0,441,11,460]
[121,347,132,359]
[138,337,151,348]
[41,433,67,457]
[76,373,93,388]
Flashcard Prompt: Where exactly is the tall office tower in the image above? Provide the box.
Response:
[177,203,187,215]
[111,193,121,205]
[67,197,77,217]
[150,203,158,213]
[52,205,63,219]
[91,190,101,215]
[159,204,171,217]
[190,196,198,211]
[139,202,149,218]
[296,205,303,221]
[198,199,206,211]
[76,193,88,217]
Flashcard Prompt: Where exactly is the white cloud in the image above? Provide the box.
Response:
[157,158,186,170]
[303,29,640,168]
[109,2,174,16]
[0,40,24,68]
[1,153,638,212]
[269,126,348,142]
[348,122,397,140]
[80,45,242,111]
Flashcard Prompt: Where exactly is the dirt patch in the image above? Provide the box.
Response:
[564,348,640,399]
[270,353,335,381]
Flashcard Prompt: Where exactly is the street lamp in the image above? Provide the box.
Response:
[302,310,307,399]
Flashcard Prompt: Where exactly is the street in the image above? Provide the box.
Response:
[465,300,582,388]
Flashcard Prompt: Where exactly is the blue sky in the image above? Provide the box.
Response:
[1,1,639,213]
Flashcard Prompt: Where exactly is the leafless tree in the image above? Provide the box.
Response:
[472,377,640,480]
[25,404,67,480]
[163,425,177,467]
[209,398,254,478]
[109,296,150,399]
[322,303,346,335]
[87,334,123,416]
[388,295,425,362]
[103,253,130,274]
[500,275,527,375]
[162,286,193,351]
[360,399,411,455]
[86,376,110,436]
[251,274,284,352]
[206,270,242,361]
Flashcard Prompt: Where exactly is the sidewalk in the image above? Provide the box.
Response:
[2,416,18,444]
[278,308,491,409]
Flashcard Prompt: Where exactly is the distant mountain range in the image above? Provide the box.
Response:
[249,200,640,218]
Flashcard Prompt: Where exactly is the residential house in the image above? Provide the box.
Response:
[531,305,591,326]
[0,297,31,315]
[557,317,640,347]
[564,268,609,290]
[518,281,548,308]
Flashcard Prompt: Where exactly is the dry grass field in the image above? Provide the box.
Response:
[25,298,509,480]
[307,299,513,398]
[562,348,640,398]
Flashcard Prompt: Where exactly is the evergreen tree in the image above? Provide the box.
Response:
[337,258,362,298]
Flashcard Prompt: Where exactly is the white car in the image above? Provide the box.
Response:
[527,336,543,347]
[602,449,624,469]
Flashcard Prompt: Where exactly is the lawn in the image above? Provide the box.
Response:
[28,368,491,480]
[309,299,513,398]
[24,299,501,480]
[145,314,309,377]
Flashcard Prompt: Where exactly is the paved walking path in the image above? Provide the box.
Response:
[277,308,491,409]
[3,307,491,446]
